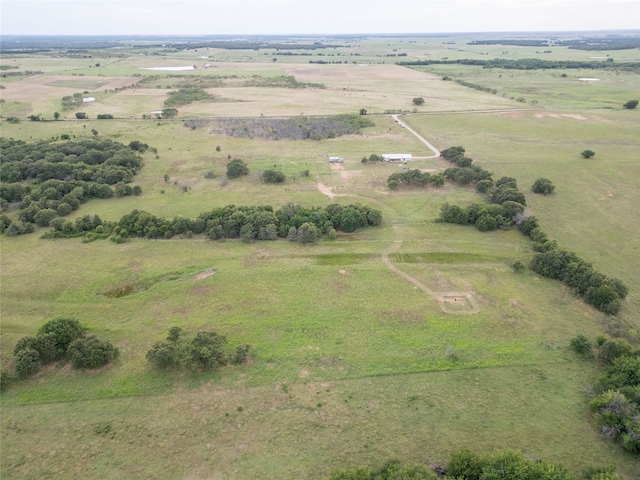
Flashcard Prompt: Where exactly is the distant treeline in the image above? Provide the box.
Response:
[468,39,550,47]
[466,36,640,51]
[141,41,343,51]
[398,58,640,71]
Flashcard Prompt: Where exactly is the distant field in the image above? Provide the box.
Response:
[2,34,639,479]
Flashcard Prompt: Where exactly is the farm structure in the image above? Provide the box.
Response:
[383,153,412,163]
[329,156,344,163]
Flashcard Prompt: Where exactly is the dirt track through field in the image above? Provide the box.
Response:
[316,116,480,314]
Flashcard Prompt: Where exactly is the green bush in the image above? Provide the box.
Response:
[67,335,118,369]
[447,449,484,480]
[37,317,86,360]
[14,348,42,377]
[597,339,632,365]
[570,334,593,356]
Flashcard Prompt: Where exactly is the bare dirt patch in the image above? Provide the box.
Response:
[437,293,480,314]
[196,269,216,280]
[340,170,361,180]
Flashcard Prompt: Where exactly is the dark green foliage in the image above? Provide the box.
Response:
[263,169,285,183]
[0,137,147,233]
[475,214,498,232]
[187,332,227,371]
[146,341,178,369]
[162,108,178,119]
[585,285,622,315]
[75,112,88,119]
[34,208,57,227]
[0,368,13,391]
[512,260,526,273]
[570,335,593,356]
[447,449,484,480]
[492,186,527,206]
[532,177,555,195]
[387,169,442,189]
[412,97,425,105]
[213,114,373,141]
[581,465,621,480]
[597,339,632,365]
[581,150,596,158]
[226,159,250,179]
[330,450,576,480]
[476,179,494,194]
[128,140,149,152]
[437,203,468,224]
[583,336,640,453]
[14,348,41,377]
[623,100,638,109]
[399,56,640,70]
[146,327,236,372]
[496,176,518,190]
[37,317,87,359]
[96,114,114,119]
[67,335,118,369]
[165,88,213,108]
[517,215,539,236]
[233,344,251,365]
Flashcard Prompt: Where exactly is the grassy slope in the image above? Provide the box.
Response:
[2,42,640,479]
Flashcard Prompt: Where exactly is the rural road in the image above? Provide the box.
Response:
[391,114,440,158]
[316,117,480,314]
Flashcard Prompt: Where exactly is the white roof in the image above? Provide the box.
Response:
[82,97,96,103]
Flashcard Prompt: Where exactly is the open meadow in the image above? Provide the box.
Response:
[1,34,639,479]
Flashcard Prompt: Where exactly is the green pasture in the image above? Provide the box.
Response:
[403,108,640,329]
[2,36,640,479]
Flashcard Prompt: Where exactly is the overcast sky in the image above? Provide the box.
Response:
[2,0,639,36]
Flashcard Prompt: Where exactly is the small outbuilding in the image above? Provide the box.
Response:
[329,156,344,163]
[382,153,412,163]
[82,97,96,103]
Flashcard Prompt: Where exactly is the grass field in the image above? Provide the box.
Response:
[1,34,639,479]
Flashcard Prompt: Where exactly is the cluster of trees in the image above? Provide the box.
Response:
[623,100,638,109]
[529,245,628,315]
[96,114,114,119]
[328,449,621,479]
[164,87,214,108]
[212,114,374,141]
[110,202,381,243]
[226,159,250,179]
[61,92,87,110]
[2,317,117,389]
[0,137,145,234]
[0,137,144,185]
[571,335,640,454]
[146,327,250,372]
[437,199,526,232]
[387,169,445,189]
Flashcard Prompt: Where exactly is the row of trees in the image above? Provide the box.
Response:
[3,317,117,387]
[529,245,628,315]
[111,202,382,242]
[146,327,249,372]
[571,335,640,454]
[1,178,140,235]
[328,449,622,479]
[435,145,627,315]
[387,169,445,189]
